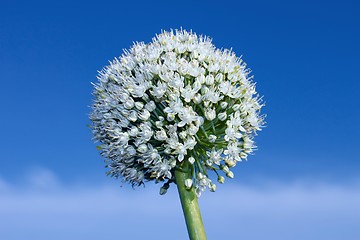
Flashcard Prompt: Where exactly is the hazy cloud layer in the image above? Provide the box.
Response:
[1,169,359,240]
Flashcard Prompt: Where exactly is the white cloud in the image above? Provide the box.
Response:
[0,170,359,240]
[0,177,9,191]
[25,167,61,190]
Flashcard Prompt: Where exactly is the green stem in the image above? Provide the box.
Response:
[175,162,207,240]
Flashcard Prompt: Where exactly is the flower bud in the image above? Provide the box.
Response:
[155,121,163,128]
[218,112,227,121]
[221,165,229,173]
[193,80,201,91]
[124,98,135,109]
[159,187,168,195]
[205,108,216,121]
[167,113,176,121]
[225,158,237,167]
[197,75,205,84]
[205,74,214,85]
[142,93,150,101]
[198,172,205,179]
[128,111,137,122]
[179,131,187,139]
[232,104,241,111]
[217,175,225,184]
[137,144,148,153]
[226,171,234,178]
[220,101,228,109]
[184,179,193,189]
[169,158,177,167]
[119,92,130,102]
[160,182,170,195]
[145,101,156,112]
[188,156,195,164]
[209,183,217,192]
[195,116,204,127]
[188,124,199,135]
[208,135,217,143]
[127,146,136,156]
[134,101,144,110]
[215,73,224,82]
[193,93,202,104]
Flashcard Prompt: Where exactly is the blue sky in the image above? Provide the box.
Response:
[0,0,359,239]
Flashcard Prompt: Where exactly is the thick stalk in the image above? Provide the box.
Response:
[175,162,207,240]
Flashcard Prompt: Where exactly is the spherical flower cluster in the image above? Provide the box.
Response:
[90,29,264,197]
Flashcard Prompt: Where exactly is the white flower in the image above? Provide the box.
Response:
[169,73,184,89]
[138,109,151,121]
[155,120,163,128]
[224,142,241,162]
[203,88,222,104]
[178,106,199,127]
[179,131,187,139]
[206,148,223,166]
[185,137,197,150]
[181,85,197,102]
[151,82,167,98]
[187,124,199,136]
[90,29,264,193]
[144,101,156,112]
[155,129,167,141]
[164,97,183,114]
[247,113,261,130]
[175,143,187,161]
[128,126,139,137]
[195,173,212,197]
[167,112,176,122]
[224,127,242,141]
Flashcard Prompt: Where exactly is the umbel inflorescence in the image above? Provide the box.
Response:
[90,29,264,197]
